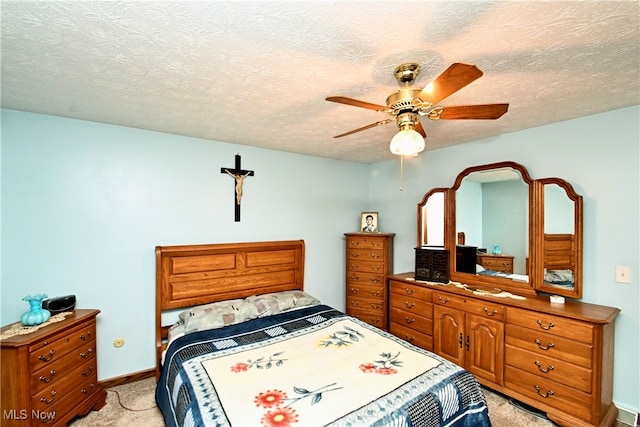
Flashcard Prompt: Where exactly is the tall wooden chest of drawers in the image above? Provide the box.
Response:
[345,233,394,330]
[1,309,107,426]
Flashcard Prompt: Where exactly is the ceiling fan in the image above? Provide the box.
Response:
[326,62,509,155]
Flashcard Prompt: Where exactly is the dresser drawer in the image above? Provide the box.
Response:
[347,248,384,262]
[29,320,96,369]
[505,343,592,393]
[346,271,385,286]
[346,259,385,274]
[32,359,98,412]
[346,236,386,250]
[349,310,385,329]
[389,323,433,351]
[433,291,505,321]
[505,365,591,422]
[505,324,592,368]
[347,296,384,313]
[506,307,594,344]
[389,280,433,302]
[31,340,96,395]
[389,292,432,319]
[346,282,384,300]
[389,307,432,334]
[478,255,514,272]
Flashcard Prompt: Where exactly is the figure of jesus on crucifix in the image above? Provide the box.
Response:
[220,154,255,222]
[225,169,251,205]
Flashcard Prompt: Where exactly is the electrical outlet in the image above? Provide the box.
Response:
[113,338,125,348]
[615,266,631,284]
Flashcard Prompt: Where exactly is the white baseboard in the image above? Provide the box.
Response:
[617,405,639,427]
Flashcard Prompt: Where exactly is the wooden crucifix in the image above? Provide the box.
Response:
[220,154,255,222]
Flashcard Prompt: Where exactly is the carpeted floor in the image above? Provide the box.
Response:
[69,377,560,426]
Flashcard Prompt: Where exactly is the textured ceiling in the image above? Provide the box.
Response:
[2,1,639,164]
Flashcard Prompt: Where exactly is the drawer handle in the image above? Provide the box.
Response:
[350,275,360,282]
[404,301,416,309]
[350,264,360,270]
[370,290,381,297]
[437,296,449,304]
[350,301,359,307]
[369,277,380,284]
[534,361,555,373]
[352,252,360,258]
[534,385,554,398]
[82,383,95,394]
[483,307,498,316]
[370,265,382,272]
[39,370,57,383]
[370,254,381,259]
[371,242,381,248]
[80,331,92,340]
[81,366,94,376]
[350,241,359,247]
[403,333,415,342]
[534,339,555,351]
[350,288,360,294]
[536,320,555,330]
[458,332,463,348]
[369,318,380,324]
[370,303,381,309]
[38,350,55,362]
[40,390,57,404]
[404,288,415,295]
[403,316,416,324]
[80,348,94,358]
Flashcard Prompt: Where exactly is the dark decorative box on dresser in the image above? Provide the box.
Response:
[1,309,106,426]
[344,232,394,330]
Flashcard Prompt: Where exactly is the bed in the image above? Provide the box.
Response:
[542,233,576,288]
[155,240,492,427]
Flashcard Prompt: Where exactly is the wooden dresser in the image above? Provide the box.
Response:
[344,232,394,330]
[388,273,620,427]
[1,309,107,426]
[477,253,514,273]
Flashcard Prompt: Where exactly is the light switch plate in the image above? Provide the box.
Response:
[615,265,631,284]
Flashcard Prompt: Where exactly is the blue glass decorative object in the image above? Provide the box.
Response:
[21,294,51,326]
[492,245,501,255]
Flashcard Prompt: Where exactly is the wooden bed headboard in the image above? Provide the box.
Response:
[155,240,305,379]
[543,233,575,270]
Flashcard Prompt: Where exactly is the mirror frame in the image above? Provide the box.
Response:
[446,161,537,296]
[532,178,583,298]
[417,188,448,248]
[418,161,584,298]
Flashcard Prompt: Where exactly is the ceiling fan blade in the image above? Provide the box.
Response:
[333,119,393,138]
[415,119,427,138]
[432,104,509,120]
[416,63,484,106]
[326,96,388,112]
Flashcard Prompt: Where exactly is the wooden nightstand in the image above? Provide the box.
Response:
[1,309,106,426]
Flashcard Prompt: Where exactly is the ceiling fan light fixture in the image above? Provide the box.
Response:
[389,127,425,156]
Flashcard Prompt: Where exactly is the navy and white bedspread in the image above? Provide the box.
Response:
[156,304,492,427]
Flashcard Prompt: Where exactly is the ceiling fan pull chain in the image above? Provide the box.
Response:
[400,156,404,191]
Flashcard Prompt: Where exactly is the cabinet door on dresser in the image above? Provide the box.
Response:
[388,280,433,351]
[0,309,107,427]
[344,233,394,330]
[505,307,617,427]
[433,292,505,386]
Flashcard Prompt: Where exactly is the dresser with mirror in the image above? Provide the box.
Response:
[390,161,619,427]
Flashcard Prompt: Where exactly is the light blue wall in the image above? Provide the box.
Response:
[1,109,369,379]
[370,105,639,413]
[2,106,638,414]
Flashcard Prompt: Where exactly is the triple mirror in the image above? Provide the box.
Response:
[418,161,583,298]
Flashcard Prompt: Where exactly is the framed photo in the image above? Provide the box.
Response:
[360,212,379,233]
